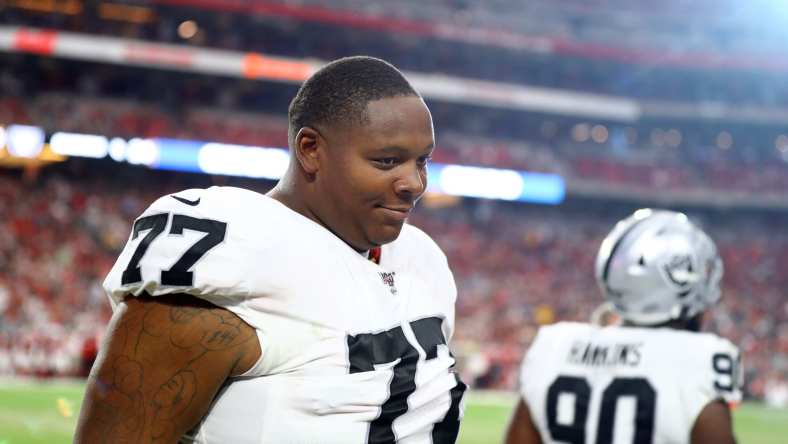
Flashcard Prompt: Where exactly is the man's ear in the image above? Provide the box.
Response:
[293,126,323,176]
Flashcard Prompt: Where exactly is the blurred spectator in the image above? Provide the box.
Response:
[765,374,788,408]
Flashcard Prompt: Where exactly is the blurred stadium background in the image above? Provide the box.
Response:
[1,0,787,442]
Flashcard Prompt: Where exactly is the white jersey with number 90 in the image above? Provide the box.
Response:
[519,322,742,444]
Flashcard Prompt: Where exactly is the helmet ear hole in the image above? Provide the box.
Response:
[638,255,645,266]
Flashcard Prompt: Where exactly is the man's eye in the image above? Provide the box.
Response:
[375,158,398,167]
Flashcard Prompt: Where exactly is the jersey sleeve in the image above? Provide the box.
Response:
[683,335,743,429]
[704,338,744,406]
[399,224,458,341]
[518,323,584,394]
[432,243,458,342]
[518,324,561,400]
[516,323,573,442]
[518,329,542,395]
[102,187,266,308]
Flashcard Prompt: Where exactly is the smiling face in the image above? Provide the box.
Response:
[307,95,434,251]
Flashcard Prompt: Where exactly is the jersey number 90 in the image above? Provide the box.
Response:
[545,376,656,444]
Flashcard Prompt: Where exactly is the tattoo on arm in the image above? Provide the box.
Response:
[80,355,146,443]
[151,370,198,441]
[169,306,201,324]
[75,294,260,444]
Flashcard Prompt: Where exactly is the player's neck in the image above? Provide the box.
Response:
[267,185,370,255]
[265,182,326,227]
[623,315,703,332]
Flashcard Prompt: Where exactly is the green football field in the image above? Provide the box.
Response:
[1,380,786,443]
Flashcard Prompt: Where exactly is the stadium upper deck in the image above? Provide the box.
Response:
[3,0,788,107]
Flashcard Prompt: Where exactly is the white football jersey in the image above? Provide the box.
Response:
[103,186,466,444]
[519,322,742,444]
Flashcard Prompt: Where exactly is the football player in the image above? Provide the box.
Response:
[505,209,741,444]
[75,56,466,443]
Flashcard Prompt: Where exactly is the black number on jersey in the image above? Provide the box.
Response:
[411,318,466,444]
[121,213,227,286]
[160,215,227,286]
[546,376,590,444]
[712,352,739,392]
[546,376,656,444]
[597,378,656,444]
[122,213,168,285]
[346,317,466,444]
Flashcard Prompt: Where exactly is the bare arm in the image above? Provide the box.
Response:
[74,293,261,444]
[504,399,543,444]
[691,400,737,444]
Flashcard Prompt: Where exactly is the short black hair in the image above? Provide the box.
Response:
[287,56,419,145]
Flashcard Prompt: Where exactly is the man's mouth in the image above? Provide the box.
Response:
[376,204,413,221]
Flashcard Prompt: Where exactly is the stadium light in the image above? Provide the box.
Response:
[717,131,733,150]
[591,125,608,144]
[438,165,524,201]
[50,132,109,158]
[431,164,564,204]
[197,143,289,179]
[6,125,45,158]
[520,172,566,204]
[572,123,590,142]
[126,138,159,166]
[108,137,127,162]
[153,139,204,173]
[178,20,199,40]
[775,135,788,153]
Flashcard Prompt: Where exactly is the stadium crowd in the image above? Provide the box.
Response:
[284,0,787,53]
[3,1,788,106]
[2,0,787,408]
[3,86,787,197]
[0,169,786,405]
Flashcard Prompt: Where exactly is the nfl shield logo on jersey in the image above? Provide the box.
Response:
[379,271,397,295]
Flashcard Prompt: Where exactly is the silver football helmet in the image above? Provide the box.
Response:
[595,209,723,325]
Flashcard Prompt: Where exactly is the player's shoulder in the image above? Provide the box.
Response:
[103,186,296,304]
[397,224,444,253]
[535,321,596,342]
[146,186,278,219]
[693,330,738,349]
[649,330,744,408]
[680,331,741,379]
[395,223,449,266]
[640,328,739,356]
[685,330,739,353]
[390,224,457,307]
[144,186,309,239]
